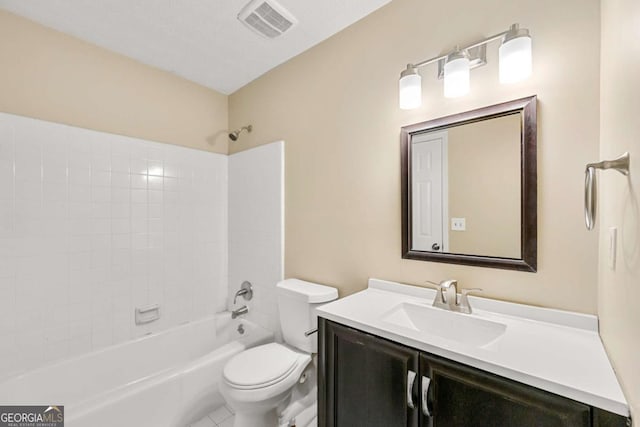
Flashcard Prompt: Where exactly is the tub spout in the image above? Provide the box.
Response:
[231,305,249,319]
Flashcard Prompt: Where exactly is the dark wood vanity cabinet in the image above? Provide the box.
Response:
[419,354,590,427]
[318,318,419,427]
[318,319,630,427]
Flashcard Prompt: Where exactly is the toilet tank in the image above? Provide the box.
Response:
[277,279,338,353]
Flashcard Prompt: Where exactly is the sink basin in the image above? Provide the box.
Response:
[381,302,507,347]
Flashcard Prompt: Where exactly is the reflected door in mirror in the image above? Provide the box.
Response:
[411,131,447,253]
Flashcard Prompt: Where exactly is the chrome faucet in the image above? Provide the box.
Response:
[434,279,458,310]
[231,305,249,319]
[426,279,482,314]
[233,281,253,304]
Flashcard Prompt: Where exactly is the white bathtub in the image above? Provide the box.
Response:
[0,312,273,427]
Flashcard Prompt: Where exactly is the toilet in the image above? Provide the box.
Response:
[220,279,338,427]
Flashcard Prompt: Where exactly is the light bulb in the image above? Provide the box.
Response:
[444,51,470,98]
[399,65,422,110]
[499,26,532,84]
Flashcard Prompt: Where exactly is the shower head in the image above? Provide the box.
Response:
[229,125,252,141]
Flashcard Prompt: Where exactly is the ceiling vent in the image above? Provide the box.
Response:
[238,0,297,39]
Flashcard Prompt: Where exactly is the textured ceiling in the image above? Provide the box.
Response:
[0,0,391,94]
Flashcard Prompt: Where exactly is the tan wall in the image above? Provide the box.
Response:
[229,0,601,313]
[598,0,640,417]
[447,114,521,258]
[0,10,228,153]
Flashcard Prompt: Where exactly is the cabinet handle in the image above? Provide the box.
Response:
[421,376,432,417]
[407,370,417,409]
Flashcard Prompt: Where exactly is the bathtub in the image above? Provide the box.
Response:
[0,312,273,427]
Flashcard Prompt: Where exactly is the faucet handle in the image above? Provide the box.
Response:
[424,280,446,303]
[424,280,441,287]
[459,288,483,313]
[233,281,253,304]
[424,280,447,293]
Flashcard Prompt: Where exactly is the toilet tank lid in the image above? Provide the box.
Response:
[277,279,338,303]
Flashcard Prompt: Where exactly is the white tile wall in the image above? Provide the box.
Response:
[0,113,228,379]
[228,141,284,337]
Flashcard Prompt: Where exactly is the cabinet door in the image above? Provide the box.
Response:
[319,319,420,427]
[419,353,591,427]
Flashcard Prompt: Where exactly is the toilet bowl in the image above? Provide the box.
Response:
[220,343,312,427]
[220,279,338,427]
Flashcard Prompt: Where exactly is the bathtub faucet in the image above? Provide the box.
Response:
[232,305,249,319]
[233,281,253,304]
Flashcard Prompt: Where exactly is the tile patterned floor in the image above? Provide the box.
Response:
[188,405,235,427]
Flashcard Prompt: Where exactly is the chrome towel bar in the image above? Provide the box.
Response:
[585,152,630,230]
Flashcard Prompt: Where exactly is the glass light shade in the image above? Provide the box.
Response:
[499,35,532,84]
[443,56,470,98]
[399,72,422,110]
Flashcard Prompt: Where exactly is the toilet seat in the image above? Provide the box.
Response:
[224,343,305,390]
[221,343,312,405]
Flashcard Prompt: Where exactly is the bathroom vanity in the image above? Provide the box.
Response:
[316,279,631,427]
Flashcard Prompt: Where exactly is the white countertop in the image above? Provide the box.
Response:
[316,278,629,417]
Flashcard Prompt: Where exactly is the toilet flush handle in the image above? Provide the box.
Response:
[304,328,318,337]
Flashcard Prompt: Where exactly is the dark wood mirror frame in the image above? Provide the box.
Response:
[401,95,537,272]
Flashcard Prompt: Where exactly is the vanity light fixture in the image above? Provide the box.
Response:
[398,23,532,109]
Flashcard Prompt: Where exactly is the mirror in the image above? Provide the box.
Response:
[401,96,537,272]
